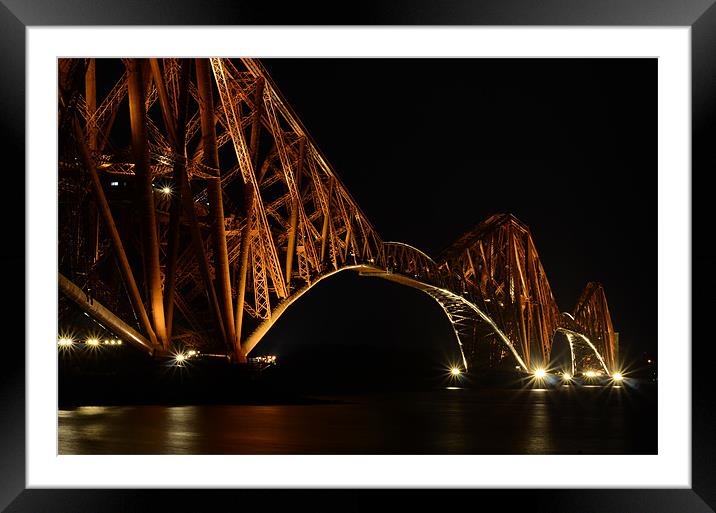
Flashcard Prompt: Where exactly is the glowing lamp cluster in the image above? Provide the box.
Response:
[533,368,547,380]
[59,333,123,350]
[173,349,199,366]
[155,184,173,196]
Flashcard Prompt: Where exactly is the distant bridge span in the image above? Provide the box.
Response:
[58,58,618,375]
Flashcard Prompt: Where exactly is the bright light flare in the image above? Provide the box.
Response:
[175,353,186,364]
[161,186,172,196]
[450,367,461,376]
[533,368,547,379]
[562,372,572,381]
[58,337,74,347]
[612,372,623,382]
[584,371,597,378]
[85,338,100,346]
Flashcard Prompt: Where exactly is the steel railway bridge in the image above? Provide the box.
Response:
[57,58,619,376]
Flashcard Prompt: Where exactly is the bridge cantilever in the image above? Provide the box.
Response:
[57,58,618,376]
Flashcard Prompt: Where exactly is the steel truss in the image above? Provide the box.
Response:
[58,58,618,373]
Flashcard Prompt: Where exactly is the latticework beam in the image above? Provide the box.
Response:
[58,58,617,373]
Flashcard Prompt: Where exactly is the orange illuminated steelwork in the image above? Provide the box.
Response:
[57,58,618,374]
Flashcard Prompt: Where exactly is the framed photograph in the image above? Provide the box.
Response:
[2,0,712,511]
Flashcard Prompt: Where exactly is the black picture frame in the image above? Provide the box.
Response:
[1,1,713,511]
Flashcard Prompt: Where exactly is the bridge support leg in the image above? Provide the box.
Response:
[232,77,264,363]
[284,138,305,291]
[127,58,168,349]
[84,58,97,150]
[233,188,253,364]
[150,58,190,345]
[85,58,100,265]
[180,177,229,349]
[319,178,334,267]
[59,273,154,355]
[285,201,298,291]
[196,58,235,350]
[72,118,158,348]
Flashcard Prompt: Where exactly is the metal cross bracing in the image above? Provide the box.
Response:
[571,282,619,372]
[57,57,619,375]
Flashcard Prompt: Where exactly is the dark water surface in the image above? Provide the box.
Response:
[59,385,656,454]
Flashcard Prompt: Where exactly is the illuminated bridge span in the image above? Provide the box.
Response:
[58,58,618,375]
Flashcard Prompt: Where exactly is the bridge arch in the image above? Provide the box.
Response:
[241,264,368,355]
[57,57,619,377]
[240,252,532,375]
[372,242,531,373]
[550,326,611,376]
[238,262,480,368]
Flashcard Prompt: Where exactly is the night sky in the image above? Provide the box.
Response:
[255,58,656,366]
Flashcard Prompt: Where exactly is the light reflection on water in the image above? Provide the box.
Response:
[524,399,553,454]
[58,387,654,455]
[164,406,200,453]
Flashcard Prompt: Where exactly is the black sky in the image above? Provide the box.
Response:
[255,58,656,365]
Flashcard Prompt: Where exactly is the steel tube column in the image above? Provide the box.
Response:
[148,58,228,350]
[320,177,334,265]
[233,189,253,362]
[59,273,154,355]
[85,59,100,264]
[180,178,229,348]
[233,78,264,363]
[127,58,169,349]
[196,58,235,350]
[84,58,97,150]
[285,202,298,290]
[284,138,305,291]
[71,118,158,348]
[343,218,353,261]
[148,59,180,148]
[151,58,190,344]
